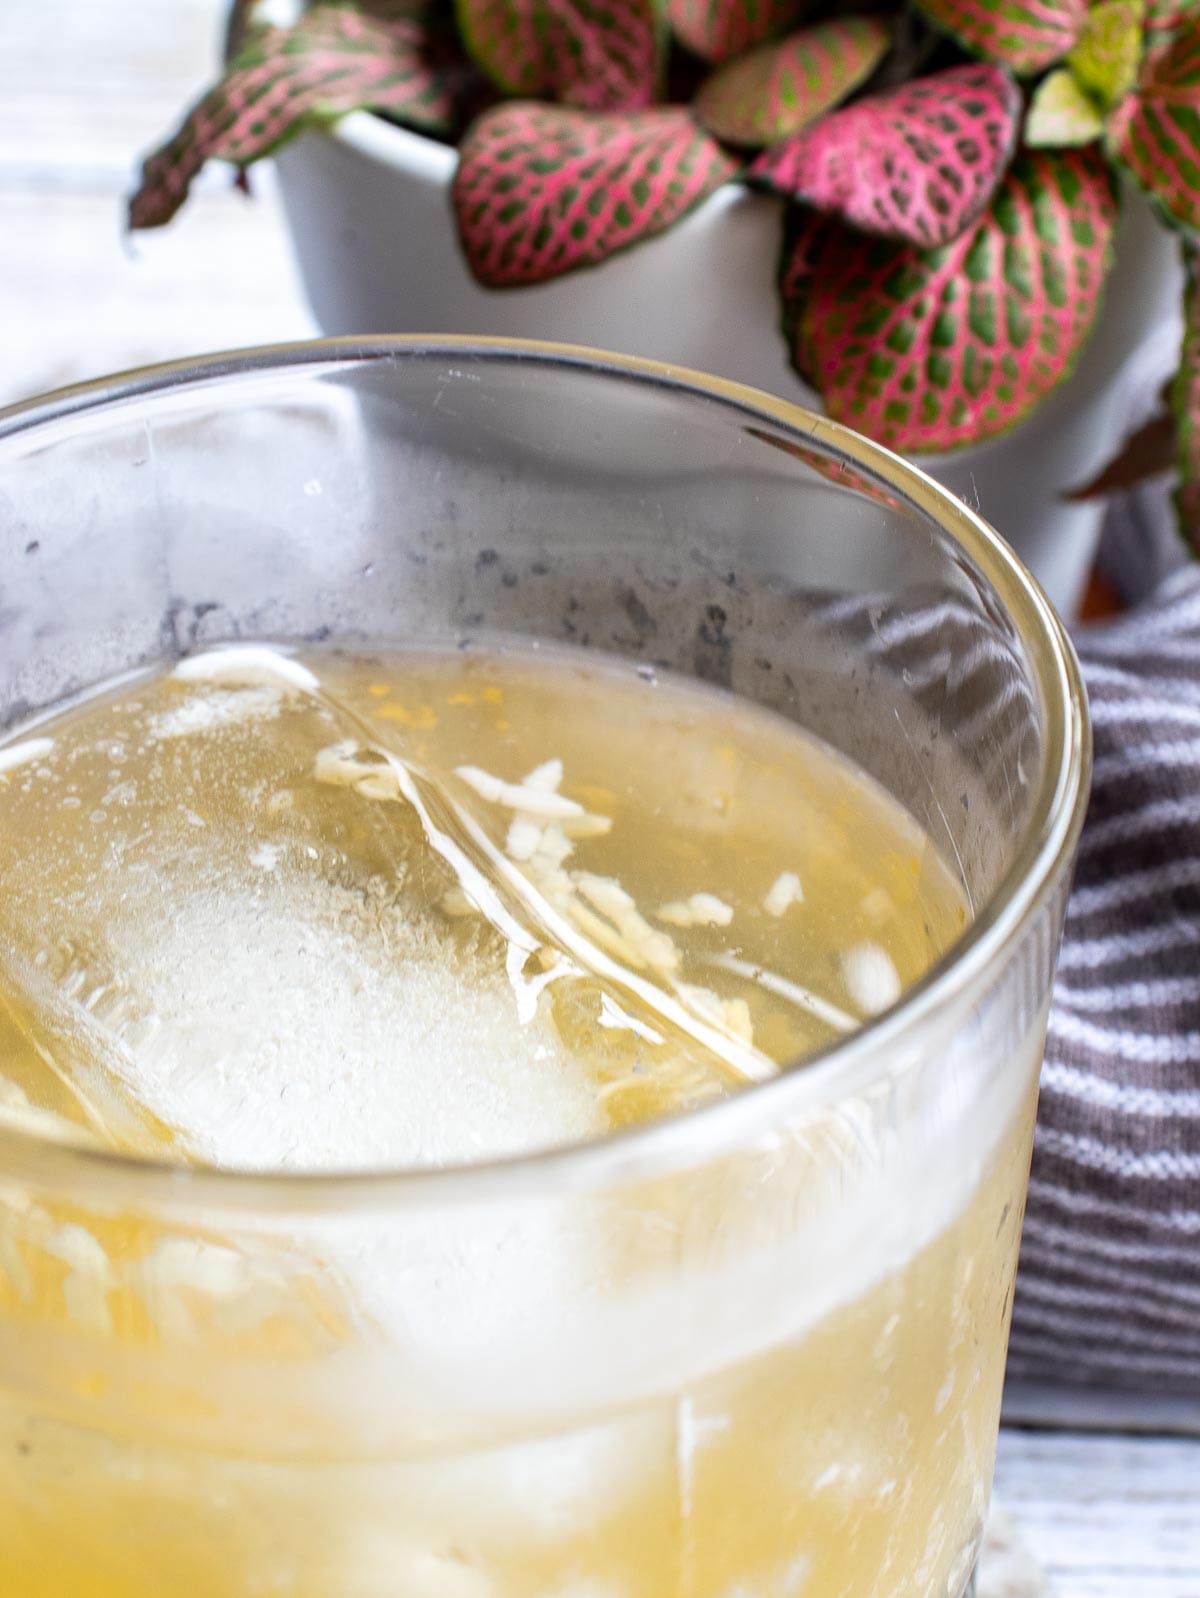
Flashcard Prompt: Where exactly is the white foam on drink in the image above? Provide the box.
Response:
[99,853,602,1173]
[149,686,284,741]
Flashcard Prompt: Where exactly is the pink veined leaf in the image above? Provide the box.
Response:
[129,4,470,230]
[914,0,1087,74]
[781,148,1118,453]
[777,207,838,382]
[219,0,443,68]
[667,0,809,64]
[224,0,263,59]
[453,102,739,286]
[695,16,891,147]
[1172,246,1200,551]
[1145,0,1200,27]
[750,62,1021,249]
[456,0,663,110]
[1108,29,1200,231]
[360,0,455,12]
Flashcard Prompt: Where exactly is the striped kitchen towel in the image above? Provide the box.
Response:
[1008,562,1200,1394]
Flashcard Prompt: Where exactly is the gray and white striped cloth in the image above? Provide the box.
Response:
[1008,563,1200,1395]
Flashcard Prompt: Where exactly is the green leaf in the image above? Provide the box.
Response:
[1026,67,1106,144]
[1172,246,1200,550]
[129,3,471,230]
[1108,29,1200,232]
[781,148,1119,453]
[695,16,891,148]
[453,103,739,285]
[456,0,664,110]
[915,0,1087,74]
[1068,0,1143,108]
[666,0,808,64]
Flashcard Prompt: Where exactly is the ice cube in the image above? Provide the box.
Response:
[90,859,603,1173]
[0,661,604,1174]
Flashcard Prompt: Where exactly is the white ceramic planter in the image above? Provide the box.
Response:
[273,114,1182,615]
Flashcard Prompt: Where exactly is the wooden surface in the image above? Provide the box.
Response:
[994,1430,1200,1598]
[0,0,314,410]
[3,3,1200,1593]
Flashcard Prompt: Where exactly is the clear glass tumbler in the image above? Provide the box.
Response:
[0,339,1088,1598]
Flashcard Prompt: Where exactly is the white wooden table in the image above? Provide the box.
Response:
[0,0,314,410]
[994,1427,1200,1598]
[2,4,1199,1593]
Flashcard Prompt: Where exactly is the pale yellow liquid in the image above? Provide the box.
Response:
[0,643,1032,1598]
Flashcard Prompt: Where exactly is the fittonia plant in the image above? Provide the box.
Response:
[131,0,1200,544]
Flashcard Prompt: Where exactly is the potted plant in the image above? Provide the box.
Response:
[130,0,1196,611]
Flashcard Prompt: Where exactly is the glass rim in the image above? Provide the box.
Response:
[0,335,1091,1214]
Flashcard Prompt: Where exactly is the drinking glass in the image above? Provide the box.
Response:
[0,339,1089,1598]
